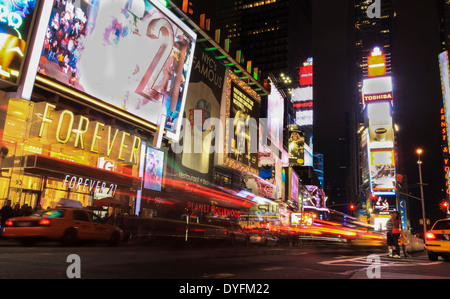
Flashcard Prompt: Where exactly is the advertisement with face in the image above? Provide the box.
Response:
[37,0,196,141]
[144,146,164,191]
[0,0,39,87]
[177,44,226,183]
[220,70,260,175]
[288,129,304,165]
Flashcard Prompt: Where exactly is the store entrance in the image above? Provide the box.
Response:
[20,189,41,209]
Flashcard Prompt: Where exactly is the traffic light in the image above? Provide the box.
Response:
[440,200,449,210]
[349,203,355,211]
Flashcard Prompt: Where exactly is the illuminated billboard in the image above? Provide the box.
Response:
[367,102,394,149]
[367,47,386,77]
[366,101,396,195]
[144,146,164,191]
[292,86,313,127]
[439,51,450,197]
[0,0,39,87]
[267,82,283,152]
[220,70,260,175]
[37,0,196,141]
[369,149,396,195]
[362,76,393,105]
[299,57,313,86]
[288,129,304,165]
[439,51,450,150]
[289,168,299,210]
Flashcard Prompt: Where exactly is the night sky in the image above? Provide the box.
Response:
[313,0,447,229]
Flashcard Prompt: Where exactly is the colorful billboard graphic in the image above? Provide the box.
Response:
[144,146,164,191]
[37,0,196,141]
[0,0,39,87]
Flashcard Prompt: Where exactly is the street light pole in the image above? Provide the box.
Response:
[417,149,427,239]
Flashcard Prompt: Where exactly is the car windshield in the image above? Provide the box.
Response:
[32,209,65,218]
[433,220,450,230]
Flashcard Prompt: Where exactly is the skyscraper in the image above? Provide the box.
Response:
[352,0,397,226]
[214,0,312,83]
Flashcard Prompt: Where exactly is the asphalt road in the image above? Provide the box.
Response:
[0,239,448,282]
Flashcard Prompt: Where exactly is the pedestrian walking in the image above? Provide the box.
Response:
[1,200,14,233]
[386,213,394,257]
[389,211,401,258]
[386,211,401,258]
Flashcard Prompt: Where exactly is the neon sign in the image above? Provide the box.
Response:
[0,0,38,86]
[0,5,23,31]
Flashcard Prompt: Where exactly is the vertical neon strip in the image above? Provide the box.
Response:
[17,0,53,100]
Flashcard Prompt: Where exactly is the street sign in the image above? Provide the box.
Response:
[399,198,407,230]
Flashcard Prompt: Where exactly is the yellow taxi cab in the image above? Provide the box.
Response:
[2,208,123,247]
[425,218,450,261]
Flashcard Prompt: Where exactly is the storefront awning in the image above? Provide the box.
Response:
[5,155,139,188]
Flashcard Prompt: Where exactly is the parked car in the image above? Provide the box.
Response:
[2,208,123,247]
[425,219,450,261]
[247,229,279,246]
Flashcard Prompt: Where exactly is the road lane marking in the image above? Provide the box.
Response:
[318,254,442,267]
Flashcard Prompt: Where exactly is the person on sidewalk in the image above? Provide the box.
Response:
[386,211,401,258]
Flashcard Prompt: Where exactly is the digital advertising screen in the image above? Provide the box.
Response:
[367,101,394,150]
[267,82,283,152]
[37,0,196,141]
[144,146,164,191]
[369,149,396,195]
[288,129,304,165]
[0,0,39,87]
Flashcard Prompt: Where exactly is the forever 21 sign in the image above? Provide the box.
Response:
[31,102,142,165]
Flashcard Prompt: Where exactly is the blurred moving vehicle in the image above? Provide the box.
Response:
[2,208,123,247]
[425,219,450,261]
[207,219,249,245]
[247,229,279,246]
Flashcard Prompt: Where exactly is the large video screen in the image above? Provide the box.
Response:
[0,0,39,87]
[38,0,196,141]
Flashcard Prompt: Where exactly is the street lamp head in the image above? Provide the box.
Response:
[416,148,423,155]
